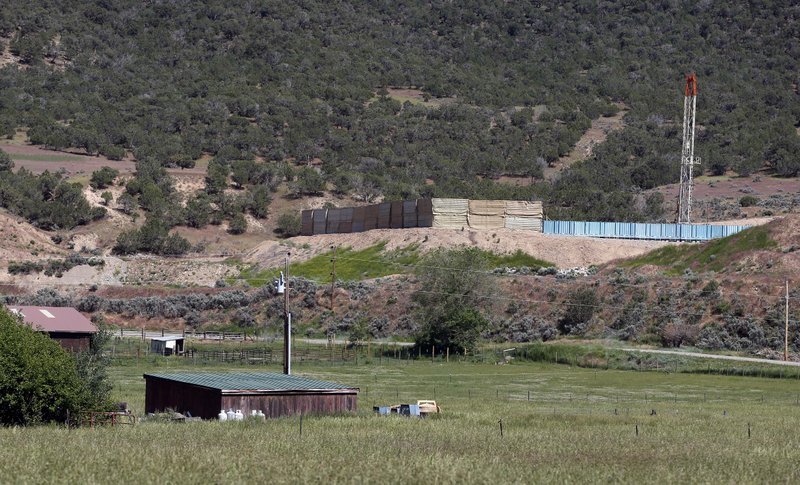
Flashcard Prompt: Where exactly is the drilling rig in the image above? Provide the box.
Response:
[677,73,699,224]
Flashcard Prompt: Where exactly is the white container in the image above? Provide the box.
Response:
[218,410,227,421]
[234,410,244,421]
[257,410,266,420]
[226,409,235,421]
[251,410,257,417]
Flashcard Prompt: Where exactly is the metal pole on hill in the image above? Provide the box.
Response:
[330,245,337,317]
[284,252,292,375]
[785,280,790,362]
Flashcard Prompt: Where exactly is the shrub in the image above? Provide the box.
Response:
[558,288,598,335]
[348,316,370,345]
[99,145,126,161]
[0,148,13,172]
[289,167,325,197]
[89,166,119,190]
[701,280,720,299]
[659,322,698,347]
[486,315,557,342]
[185,195,212,228]
[276,212,301,237]
[0,307,85,425]
[74,319,113,413]
[739,195,759,207]
[248,184,272,218]
[233,308,256,327]
[228,213,247,234]
[116,192,137,215]
[113,219,190,256]
[413,248,492,353]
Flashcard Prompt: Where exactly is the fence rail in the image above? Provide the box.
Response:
[118,329,246,341]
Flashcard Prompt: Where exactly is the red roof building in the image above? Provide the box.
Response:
[8,306,97,351]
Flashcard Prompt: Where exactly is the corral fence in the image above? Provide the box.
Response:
[107,337,800,384]
[118,328,247,341]
[109,336,494,365]
[543,220,750,242]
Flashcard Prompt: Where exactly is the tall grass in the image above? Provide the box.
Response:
[3,360,800,483]
[622,225,776,275]
[234,243,553,285]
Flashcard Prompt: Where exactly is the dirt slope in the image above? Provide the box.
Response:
[544,104,628,180]
[0,212,64,262]
[246,227,674,269]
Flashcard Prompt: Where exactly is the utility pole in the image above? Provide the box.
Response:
[330,245,337,316]
[284,252,292,375]
[785,280,790,362]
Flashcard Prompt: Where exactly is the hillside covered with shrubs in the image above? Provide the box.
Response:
[0,1,797,222]
[4,217,799,356]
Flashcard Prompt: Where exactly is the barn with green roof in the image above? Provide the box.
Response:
[144,372,359,419]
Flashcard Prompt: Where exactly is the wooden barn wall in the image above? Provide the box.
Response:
[145,378,222,419]
[47,332,91,352]
[221,392,358,419]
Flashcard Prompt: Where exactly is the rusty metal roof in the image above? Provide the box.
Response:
[8,306,97,334]
[144,372,358,394]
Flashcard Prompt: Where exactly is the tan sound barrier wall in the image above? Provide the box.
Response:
[432,198,469,229]
[503,200,543,231]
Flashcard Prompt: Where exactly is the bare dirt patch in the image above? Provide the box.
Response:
[659,174,800,201]
[545,103,628,180]
[0,212,64,263]
[121,257,238,286]
[495,175,537,187]
[374,87,456,107]
[0,35,24,69]
[245,227,673,269]
[170,172,206,195]
[2,140,209,178]
[1,143,136,176]
[655,174,800,221]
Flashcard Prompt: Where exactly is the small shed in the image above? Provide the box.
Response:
[150,336,185,356]
[8,305,97,351]
[144,372,359,419]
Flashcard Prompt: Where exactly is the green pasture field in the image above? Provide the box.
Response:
[3,357,800,483]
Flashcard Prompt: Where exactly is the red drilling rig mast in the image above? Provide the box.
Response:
[677,73,699,224]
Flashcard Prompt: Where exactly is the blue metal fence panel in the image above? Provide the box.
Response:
[542,220,750,241]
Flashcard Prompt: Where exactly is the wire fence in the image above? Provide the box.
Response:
[108,334,501,365]
[106,335,800,382]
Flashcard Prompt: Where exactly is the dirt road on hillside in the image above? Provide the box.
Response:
[623,348,800,366]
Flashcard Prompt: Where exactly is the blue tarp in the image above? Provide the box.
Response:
[542,220,750,241]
